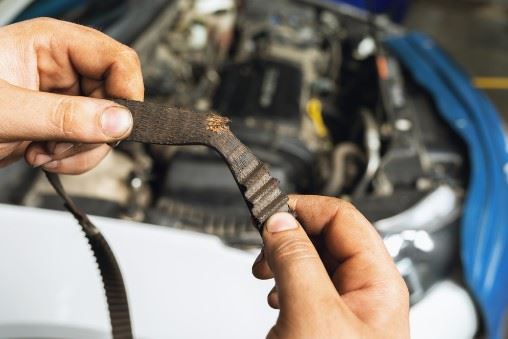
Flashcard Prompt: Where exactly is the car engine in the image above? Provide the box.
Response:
[9,0,468,304]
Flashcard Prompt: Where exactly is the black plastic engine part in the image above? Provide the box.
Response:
[213,58,302,120]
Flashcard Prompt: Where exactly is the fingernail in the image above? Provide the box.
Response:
[42,160,58,169]
[254,249,264,265]
[53,143,75,156]
[101,106,132,138]
[266,212,298,233]
[33,154,52,168]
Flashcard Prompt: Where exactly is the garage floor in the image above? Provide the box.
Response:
[404,0,508,121]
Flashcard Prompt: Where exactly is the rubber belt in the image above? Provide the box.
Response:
[45,99,290,339]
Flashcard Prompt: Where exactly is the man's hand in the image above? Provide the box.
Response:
[0,18,144,173]
[252,195,410,339]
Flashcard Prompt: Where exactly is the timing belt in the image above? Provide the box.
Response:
[45,99,290,339]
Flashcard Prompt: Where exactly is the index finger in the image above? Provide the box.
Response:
[290,195,410,339]
[32,18,144,100]
[289,195,402,291]
[289,195,385,261]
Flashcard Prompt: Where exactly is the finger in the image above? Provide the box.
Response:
[289,195,395,267]
[52,79,81,96]
[0,142,29,168]
[252,249,274,280]
[27,143,111,175]
[24,142,55,167]
[26,142,91,167]
[34,141,71,156]
[81,78,107,99]
[30,18,144,100]
[288,195,405,302]
[267,286,279,309]
[262,213,346,319]
[0,142,20,167]
[43,142,74,157]
[0,80,132,143]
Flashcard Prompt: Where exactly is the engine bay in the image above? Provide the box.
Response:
[10,0,469,304]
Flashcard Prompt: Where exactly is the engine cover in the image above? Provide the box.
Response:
[213,58,303,120]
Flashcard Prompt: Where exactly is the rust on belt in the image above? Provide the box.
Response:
[206,114,231,133]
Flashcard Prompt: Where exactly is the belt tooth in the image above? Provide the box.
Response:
[252,193,288,224]
[244,177,278,203]
[238,161,264,185]
[252,188,282,213]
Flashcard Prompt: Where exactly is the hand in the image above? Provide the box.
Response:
[0,18,144,173]
[252,195,409,339]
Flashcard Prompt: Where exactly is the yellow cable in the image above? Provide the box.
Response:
[473,77,508,90]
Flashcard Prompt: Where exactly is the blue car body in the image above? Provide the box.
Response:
[331,0,410,21]
[387,33,508,339]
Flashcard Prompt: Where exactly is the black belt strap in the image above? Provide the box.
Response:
[45,172,133,339]
[45,99,290,339]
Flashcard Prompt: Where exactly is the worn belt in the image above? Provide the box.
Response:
[45,99,290,339]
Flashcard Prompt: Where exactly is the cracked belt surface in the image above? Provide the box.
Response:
[117,99,290,231]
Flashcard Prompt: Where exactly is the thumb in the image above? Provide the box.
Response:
[262,213,339,317]
[0,80,132,142]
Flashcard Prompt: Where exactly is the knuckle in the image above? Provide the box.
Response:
[121,46,141,66]
[30,17,58,27]
[271,237,317,264]
[290,194,361,219]
[52,98,77,138]
[334,198,357,213]
[374,276,410,309]
[333,198,366,221]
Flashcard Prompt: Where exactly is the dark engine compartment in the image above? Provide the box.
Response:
[2,0,468,304]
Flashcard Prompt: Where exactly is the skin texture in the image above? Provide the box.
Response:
[253,195,410,339]
[0,18,143,173]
